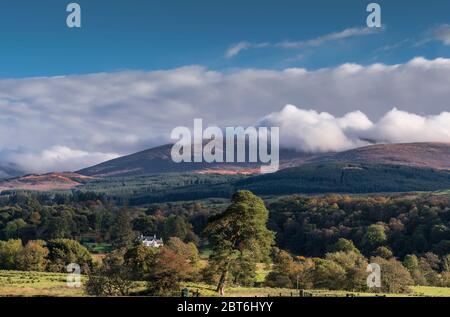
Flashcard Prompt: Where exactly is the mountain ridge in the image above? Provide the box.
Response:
[0,172,94,192]
[76,144,317,177]
[1,142,449,193]
[77,142,450,177]
[316,142,450,170]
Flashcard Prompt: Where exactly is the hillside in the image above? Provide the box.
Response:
[0,172,94,192]
[123,163,450,204]
[78,142,450,178]
[318,143,450,170]
[2,142,449,197]
[236,163,450,195]
[77,144,316,177]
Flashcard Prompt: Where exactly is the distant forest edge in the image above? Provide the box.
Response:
[1,142,450,204]
[65,163,450,205]
[237,163,450,195]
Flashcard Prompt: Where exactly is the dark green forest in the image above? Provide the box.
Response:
[237,163,450,195]
[66,164,450,204]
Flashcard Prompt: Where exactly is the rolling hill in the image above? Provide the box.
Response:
[77,142,450,177]
[123,163,450,204]
[0,172,94,192]
[316,142,450,170]
[77,144,317,177]
[1,142,449,196]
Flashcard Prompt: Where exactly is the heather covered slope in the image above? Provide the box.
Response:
[319,143,450,170]
[2,142,449,196]
[77,142,450,178]
[76,144,316,177]
[0,172,93,192]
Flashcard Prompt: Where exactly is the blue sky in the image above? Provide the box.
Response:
[1,0,450,77]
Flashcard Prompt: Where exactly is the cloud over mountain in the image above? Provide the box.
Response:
[2,146,119,174]
[260,105,450,152]
[1,57,450,172]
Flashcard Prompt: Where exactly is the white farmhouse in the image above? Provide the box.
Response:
[138,234,164,248]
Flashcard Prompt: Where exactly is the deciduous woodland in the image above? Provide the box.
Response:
[1,189,450,295]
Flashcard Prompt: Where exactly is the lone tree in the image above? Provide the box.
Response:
[110,209,135,249]
[205,190,275,295]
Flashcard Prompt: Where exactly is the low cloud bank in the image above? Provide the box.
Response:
[260,105,450,152]
[1,57,450,172]
[2,146,119,174]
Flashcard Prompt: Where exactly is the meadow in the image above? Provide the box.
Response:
[1,270,450,297]
[0,270,85,297]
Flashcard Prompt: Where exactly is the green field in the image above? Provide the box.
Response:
[83,242,113,254]
[1,270,450,297]
[0,270,85,297]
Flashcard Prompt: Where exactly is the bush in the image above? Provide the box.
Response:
[146,246,194,296]
[403,254,427,285]
[124,244,158,280]
[371,256,413,293]
[374,246,393,259]
[17,240,48,271]
[86,251,134,296]
[328,238,360,254]
[325,251,368,291]
[0,240,23,270]
[311,258,347,290]
[46,239,92,273]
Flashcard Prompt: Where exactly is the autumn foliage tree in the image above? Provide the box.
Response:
[146,246,194,296]
[17,240,49,271]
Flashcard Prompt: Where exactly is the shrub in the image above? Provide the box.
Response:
[46,239,92,273]
[86,251,134,296]
[17,240,48,271]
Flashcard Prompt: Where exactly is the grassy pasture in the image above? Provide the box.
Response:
[1,270,450,297]
[0,270,85,297]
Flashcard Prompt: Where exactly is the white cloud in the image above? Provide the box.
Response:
[259,105,369,152]
[225,27,380,58]
[371,108,450,143]
[1,57,450,172]
[278,27,379,48]
[261,105,450,152]
[415,24,450,47]
[4,146,119,173]
[225,42,270,58]
[432,24,450,45]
